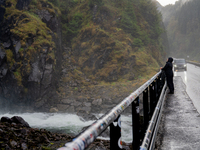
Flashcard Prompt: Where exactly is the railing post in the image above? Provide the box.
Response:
[155,78,158,102]
[132,97,140,150]
[157,75,161,99]
[110,115,122,150]
[150,82,156,117]
[143,88,149,130]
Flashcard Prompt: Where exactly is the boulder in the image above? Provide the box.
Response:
[77,110,97,122]
[78,106,91,112]
[21,143,28,150]
[92,99,102,105]
[10,140,17,148]
[11,116,30,128]
[57,104,69,111]
[49,107,58,113]
[67,106,75,113]
[1,116,12,123]
[61,99,74,104]
[84,102,92,107]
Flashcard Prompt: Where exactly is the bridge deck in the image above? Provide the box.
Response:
[157,76,200,149]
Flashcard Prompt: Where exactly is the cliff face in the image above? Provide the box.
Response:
[0,0,62,112]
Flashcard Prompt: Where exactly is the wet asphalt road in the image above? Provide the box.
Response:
[155,63,200,150]
[158,76,200,150]
[174,63,200,113]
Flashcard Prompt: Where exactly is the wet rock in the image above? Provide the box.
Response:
[0,47,6,64]
[21,128,27,135]
[84,102,92,107]
[0,128,3,132]
[1,116,12,123]
[3,40,11,48]
[21,142,28,150]
[10,140,17,148]
[92,99,102,105]
[28,61,41,82]
[40,134,50,143]
[61,99,74,104]
[49,107,58,113]
[57,104,69,111]
[15,41,21,54]
[11,116,30,128]
[79,106,91,112]
[67,106,75,113]
[37,9,53,22]
[77,110,97,121]
[71,101,82,107]
[2,68,8,76]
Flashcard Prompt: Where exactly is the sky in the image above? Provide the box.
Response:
[156,0,178,6]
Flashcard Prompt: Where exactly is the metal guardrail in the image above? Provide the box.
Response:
[187,61,200,67]
[140,81,167,150]
[58,70,167,150]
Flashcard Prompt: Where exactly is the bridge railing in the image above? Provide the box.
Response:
[58,70,167,150]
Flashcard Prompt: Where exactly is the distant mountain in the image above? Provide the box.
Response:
[153,0,163,12]
[159,0,200,61]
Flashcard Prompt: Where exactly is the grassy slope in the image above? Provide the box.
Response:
[57,0,165,99]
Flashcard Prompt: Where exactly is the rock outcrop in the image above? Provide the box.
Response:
[0,116,73,149]
[0,0,62,113]
[0,116,132,150]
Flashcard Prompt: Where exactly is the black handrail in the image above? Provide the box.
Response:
[57,70,166,150]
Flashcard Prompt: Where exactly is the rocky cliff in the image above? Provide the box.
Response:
[0,0,62,112]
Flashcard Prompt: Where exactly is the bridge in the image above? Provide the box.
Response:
[58,62,200,150]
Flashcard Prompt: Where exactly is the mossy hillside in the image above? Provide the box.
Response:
[65,0,163,81]
[57,0,165,99]
[4,0,59,86]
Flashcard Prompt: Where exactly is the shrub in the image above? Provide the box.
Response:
[133,38,143,47]
[89,0,103,8]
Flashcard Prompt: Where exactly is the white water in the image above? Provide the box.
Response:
[0,113,132,143]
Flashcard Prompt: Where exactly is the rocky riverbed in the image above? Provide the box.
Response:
[0,116,132,150]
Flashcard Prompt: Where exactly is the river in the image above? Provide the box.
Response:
[0,112,133,143]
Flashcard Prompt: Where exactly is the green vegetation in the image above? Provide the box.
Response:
[56,0,166,99]
[3,0,59,86]
[62,0,164,82]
